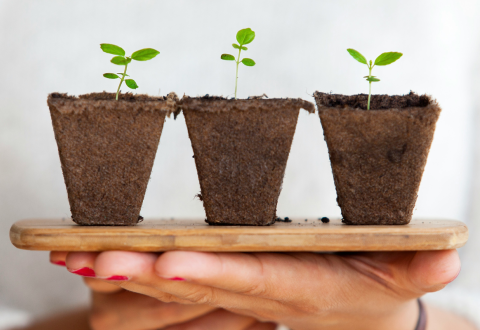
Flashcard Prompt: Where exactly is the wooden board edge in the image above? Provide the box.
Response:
[9,223,469,252]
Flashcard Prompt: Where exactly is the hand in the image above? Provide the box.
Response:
[50,251,276,330]
[57,250,461,330]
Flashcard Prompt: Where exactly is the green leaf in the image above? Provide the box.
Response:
[232,44,248,51]
[131,48,160,61]
[236,28,255,45]
[221,54,235,61]
[374,52,403,66]
[241,58,256,66]
[347,49,367,65]
[100,44,125,56]
[117,73,129,76]
[111,56,130,65]
[125,79,138,89]
[366,76,380,82]
[103,73,119,79]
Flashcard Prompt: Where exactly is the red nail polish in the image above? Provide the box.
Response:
[51,260,66,267]
[70,267,96,277]
[106,275,129,281]
[169,277,185,281]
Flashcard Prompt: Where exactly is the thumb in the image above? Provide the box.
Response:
[408,250,461,292]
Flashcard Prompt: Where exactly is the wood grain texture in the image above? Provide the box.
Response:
[10,218,468,252]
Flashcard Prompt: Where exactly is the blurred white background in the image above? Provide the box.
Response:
[1,0,480,322]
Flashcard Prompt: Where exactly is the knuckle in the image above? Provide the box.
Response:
[240,282,267,296]
[152,292,182,303]
[151,291,196,305]
[182,287,215,304]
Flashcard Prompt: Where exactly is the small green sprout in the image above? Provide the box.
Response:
[221,28,256,99]
[100,44,160,100]
[347,49,403,110]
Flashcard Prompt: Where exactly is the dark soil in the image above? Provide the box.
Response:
[50,92,174,102]
[314,91,441,225]
[276,217,292,223]
[48,92,178,226]
[180,96,314,226]
[314,91,430,110]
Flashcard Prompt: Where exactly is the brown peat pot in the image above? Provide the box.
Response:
[180,96,315,226]
[314,91,441,225]
[47,92,178,226]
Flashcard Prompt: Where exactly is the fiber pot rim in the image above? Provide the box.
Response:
[314,91,436,111]
[178,95,315,114]
[48,92,179,116]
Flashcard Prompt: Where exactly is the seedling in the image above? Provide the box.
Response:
[221,28,256,99]
[347,49,403,110]
[100,44,160,100]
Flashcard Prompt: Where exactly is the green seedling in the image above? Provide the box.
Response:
[221,28,256,99]
[347,49,403,110]
[101,44,160,100]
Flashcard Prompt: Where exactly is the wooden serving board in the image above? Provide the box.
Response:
[10,218,468,252]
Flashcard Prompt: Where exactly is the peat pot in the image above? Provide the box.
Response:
[47,92,177,226]
[314,91,441,225]
[180,96,315,226]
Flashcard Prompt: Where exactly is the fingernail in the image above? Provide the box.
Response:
[168,277,185,281]
[69,267,96,277]
[51,260,66,267]
[105,275,129,281]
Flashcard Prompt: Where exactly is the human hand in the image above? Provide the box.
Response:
[50,251,276,330]
[57,250,460,330]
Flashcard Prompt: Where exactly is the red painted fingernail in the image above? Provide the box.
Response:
[51,260,66,267]
[105,275,129,281]
[168,277,185,281]
[69,267,96,277]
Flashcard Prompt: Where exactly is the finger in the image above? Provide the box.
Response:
[162,309,257,330]
[92,251,286,318]
[50,251,68,266]
[71,251,211,305]
[66,252,99,277]
[92,251,198,304]
[408,250,461,292]
[344,250,461,295]
[153,251,342,302]
[83,277,122,294]
[90,289,214,330]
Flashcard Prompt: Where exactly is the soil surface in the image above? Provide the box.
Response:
[178,95,315,113]
[314,91,431,110]
[314,91,441,225]
[51,92,173,102]
[48,92,177,225]
[181,96,314,226]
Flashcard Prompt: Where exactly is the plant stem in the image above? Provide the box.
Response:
[235,47,242,99]
[116,63,128,101]
[367,64,372,110]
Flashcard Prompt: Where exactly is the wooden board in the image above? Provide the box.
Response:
[10,218,468,252]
